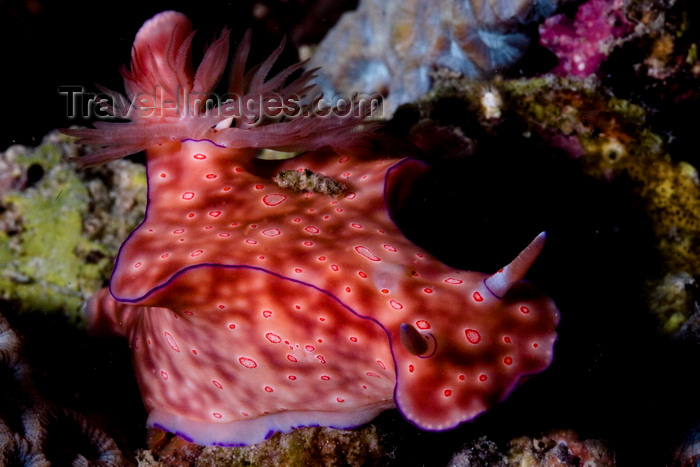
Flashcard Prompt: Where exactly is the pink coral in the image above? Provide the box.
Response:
[68,11,560,446]
[539,0,633,77]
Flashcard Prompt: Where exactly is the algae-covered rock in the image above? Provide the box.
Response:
[0,131,146,326]
[398,73,700,338]
[603,0,700,165]
[502,76,700,337]
[137,425,390,466]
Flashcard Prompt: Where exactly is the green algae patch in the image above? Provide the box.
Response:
[0,131,146,327]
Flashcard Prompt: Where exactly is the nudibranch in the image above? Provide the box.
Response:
[66,11,560,446]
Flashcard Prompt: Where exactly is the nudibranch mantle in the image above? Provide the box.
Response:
[70,11,560,446]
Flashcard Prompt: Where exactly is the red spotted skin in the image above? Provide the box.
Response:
[88,138,560,445]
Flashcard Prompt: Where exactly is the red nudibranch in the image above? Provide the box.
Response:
[66,11,560,446]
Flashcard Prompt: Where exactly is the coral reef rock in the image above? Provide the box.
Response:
[507,430,616,466]
[0,130,146,326]
[308,0,565,116]
[0,311,126,465]
[137,425,390,466]
[448,430,615,466]
[501,76,700,338]
[600,0,700,167]
[400,72,700,339]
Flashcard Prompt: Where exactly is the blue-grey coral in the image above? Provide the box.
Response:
[307,0,564,116]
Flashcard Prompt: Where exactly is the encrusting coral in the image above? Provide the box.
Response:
[539,0,634,77]
[0,311,125,465]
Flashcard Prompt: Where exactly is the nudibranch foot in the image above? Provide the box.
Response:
[147,403,395,447]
